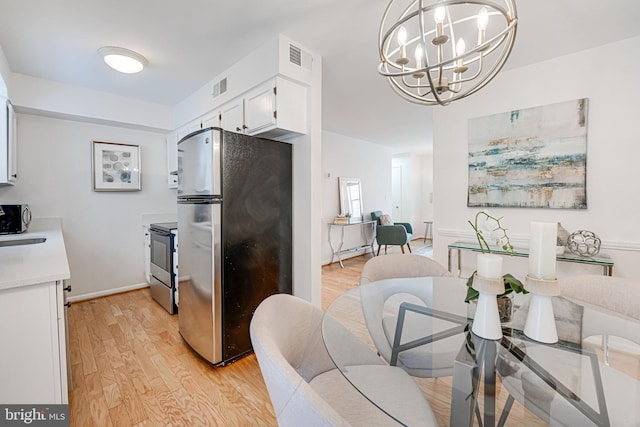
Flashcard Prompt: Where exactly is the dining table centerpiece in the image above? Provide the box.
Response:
[465,211,527,324]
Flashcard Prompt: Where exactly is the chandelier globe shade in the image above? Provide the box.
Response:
[378,0,518,106]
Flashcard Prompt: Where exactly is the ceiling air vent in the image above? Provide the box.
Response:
[212,77,228,98]
[289,44,312,71]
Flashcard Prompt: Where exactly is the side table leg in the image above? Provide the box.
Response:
[337,226,346,268]
[328,226,336,265]
[369,223,376,257]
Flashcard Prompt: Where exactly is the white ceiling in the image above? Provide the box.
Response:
[1,0,640,153]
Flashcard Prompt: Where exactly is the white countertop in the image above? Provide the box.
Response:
[0,218,71,291]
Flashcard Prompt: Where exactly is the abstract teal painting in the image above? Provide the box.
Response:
[468,98,588,209]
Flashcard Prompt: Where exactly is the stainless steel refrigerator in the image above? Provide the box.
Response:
[177,127,292,365]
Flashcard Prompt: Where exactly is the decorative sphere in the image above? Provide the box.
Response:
[567,230,601,257]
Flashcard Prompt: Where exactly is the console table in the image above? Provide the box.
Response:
[328,220,376,268]
[448,240,614,277]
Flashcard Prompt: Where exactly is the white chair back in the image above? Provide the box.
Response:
[560,274,640,344]
[250,293,439,426]
[250,294,350,426]
[360,253,451,286]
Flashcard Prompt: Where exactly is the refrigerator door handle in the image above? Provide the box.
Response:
[212,128,222,196]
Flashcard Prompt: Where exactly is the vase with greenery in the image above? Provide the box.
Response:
[465,211,527,322]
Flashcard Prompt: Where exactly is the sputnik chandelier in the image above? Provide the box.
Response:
[378,0,518,106]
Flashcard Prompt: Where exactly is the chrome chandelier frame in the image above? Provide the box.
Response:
[378,0,518,106]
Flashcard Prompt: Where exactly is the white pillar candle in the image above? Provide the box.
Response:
[528,222,557,280]
[477,253,502,279]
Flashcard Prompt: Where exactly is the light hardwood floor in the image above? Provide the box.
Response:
[68,244,420,426]
[69,240,620,426]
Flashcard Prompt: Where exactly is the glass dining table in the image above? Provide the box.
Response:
[322,276,640,426]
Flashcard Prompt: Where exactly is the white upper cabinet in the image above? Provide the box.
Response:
[219,76,307,140]
[220,99,245,133]
[176,119,201,142]
[166,131,178,189]
[249,77,307,139]
[0,98,17,185]
[200,111,220,129]
[244,80,277,134]
[167,42,312,188]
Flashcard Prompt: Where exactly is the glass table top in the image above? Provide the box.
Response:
[322,276,640,426]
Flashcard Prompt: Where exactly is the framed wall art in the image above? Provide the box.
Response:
[468,98,588,209]
[92,141,141,191]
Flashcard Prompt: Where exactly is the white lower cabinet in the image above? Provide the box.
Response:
[143,225,152,283]
[0,280,69,403]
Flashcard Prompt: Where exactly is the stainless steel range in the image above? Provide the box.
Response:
[149,222,178,314]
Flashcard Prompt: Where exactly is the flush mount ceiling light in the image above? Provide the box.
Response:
[378,0,518,106]
[98,46,147,74]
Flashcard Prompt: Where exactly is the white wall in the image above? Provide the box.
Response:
[0,114,176,299]
[11,74,172,131]
[321,131,392,264]
[433,35,640,280]
[291,50,323,305]
[419,153,434,224]
[0,44,9,97]
[391,152,434,240]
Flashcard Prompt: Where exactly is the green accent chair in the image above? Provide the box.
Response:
[370,211,413,256]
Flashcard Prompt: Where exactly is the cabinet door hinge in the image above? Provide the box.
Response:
[273,110,277,119]
[273,86,277,96]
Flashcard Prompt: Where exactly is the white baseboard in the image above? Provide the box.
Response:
[68,282,149,302]
[322,248,371,266]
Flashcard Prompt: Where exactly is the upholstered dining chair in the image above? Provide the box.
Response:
[496,275,640,426]
[250,293,438,427]
[358,255,463,378]
[360,253,451,286]
[560,274,640,364]
[370,211,413,255]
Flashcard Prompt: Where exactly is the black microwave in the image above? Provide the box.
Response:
[0,204,31,234]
